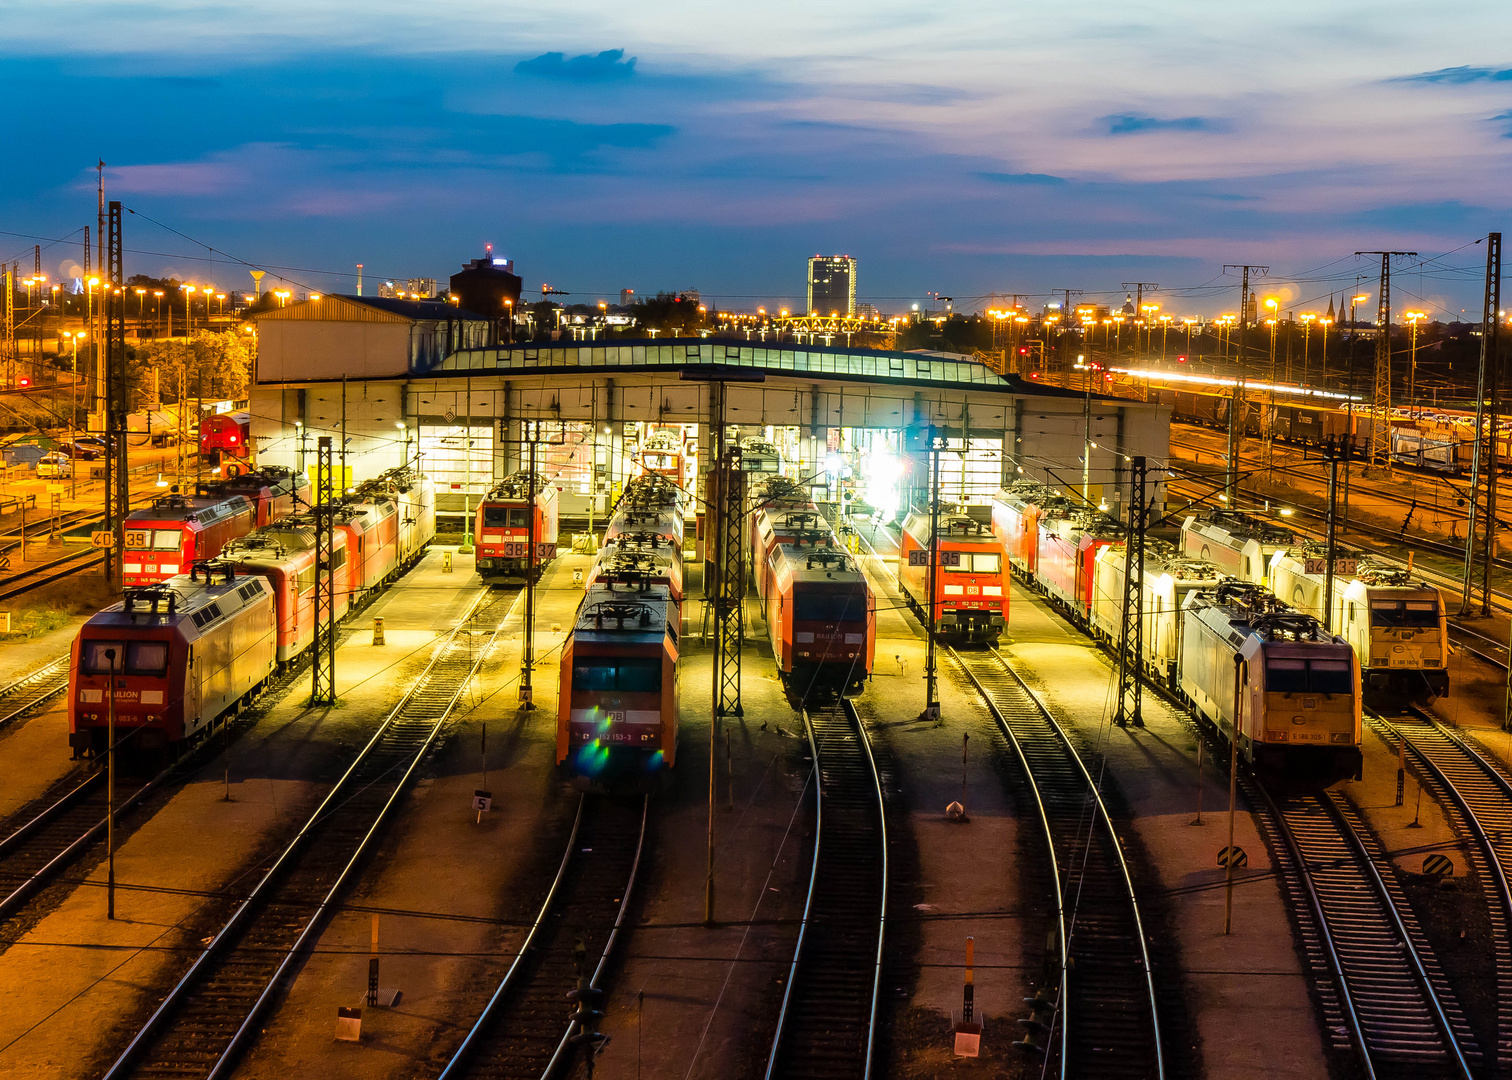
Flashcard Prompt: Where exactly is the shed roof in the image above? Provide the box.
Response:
[253,294,489,324]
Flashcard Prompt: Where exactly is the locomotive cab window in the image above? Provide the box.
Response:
[945,552,1001,573]
[574,658,662,693]
[483,507,530,527]
[83,640,126,674]
[1266,658,1352,695]
[127,641,169,676]
[1370,600,1441,628]
[795,592,863,622]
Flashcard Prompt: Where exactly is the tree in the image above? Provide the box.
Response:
[126,330,254,406]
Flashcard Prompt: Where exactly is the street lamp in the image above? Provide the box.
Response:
[152,291,164,337]
[274,289,291,308]
[1404,311,1427,417]
[1298,314,1316,383]
[182,285,196,334]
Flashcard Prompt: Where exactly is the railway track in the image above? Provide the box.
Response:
[1447,622,1510,670]
[1250,775,1477,1079]
[949,645,1163,1077]
[1372,708,1512,1071]
[764,697,887,1080]
[102,587,513,1080]
[438,795,649,1080]
[0,655,70,729]
[0,545,106,602]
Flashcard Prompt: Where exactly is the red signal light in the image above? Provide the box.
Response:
[1177,355,1187,362]
[1018,347,1029,355]
[19,378,29,387]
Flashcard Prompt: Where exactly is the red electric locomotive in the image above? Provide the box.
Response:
[750,503,835,602]
[992,481,1072,580]
[475,471,560,585]
[1033,509,1123,624]
[763,542,875,696]
[636,428,686,488]
[121,492,258,587]
[559,475,683,789]
[587,532,685,601]
[199,411,252,462]
[69,562,276,756]
[219,522,352,662]
[199,465,309,526]
[898,507,1007,642]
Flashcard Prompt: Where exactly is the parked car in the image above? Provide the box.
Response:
[36,452,73,479]
[60,441,102,460]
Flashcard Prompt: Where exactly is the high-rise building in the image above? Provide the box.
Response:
[406,278,437,299]
[807,255,856,316]
[620,288,635,306]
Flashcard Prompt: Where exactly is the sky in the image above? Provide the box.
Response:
[1,1,1509,321]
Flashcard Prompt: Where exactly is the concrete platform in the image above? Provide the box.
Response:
[0,547,484,1079]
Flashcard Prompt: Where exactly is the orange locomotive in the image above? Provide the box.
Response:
[898,507,1007,643]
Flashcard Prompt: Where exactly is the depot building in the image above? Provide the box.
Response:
[247,295,1172,528]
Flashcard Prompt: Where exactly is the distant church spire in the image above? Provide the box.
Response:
[1326,294,1336,320]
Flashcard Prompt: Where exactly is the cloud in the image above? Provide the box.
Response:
[1100,113,1229,135]
[1393,65,1512,84]
[978,172,1069,186]
[515,48,636,82]
[1495,110,1512,136]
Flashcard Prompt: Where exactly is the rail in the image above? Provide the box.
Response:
[1251,777,1474,1079]
[0,656,70,730]
[102,586,511,1080]
[950,645,1163,1077]
[764,697,887,1080]
[437,793,649,1080]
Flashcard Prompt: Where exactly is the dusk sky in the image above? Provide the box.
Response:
[2,1,1509,320]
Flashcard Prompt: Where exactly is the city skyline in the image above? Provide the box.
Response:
[0,2,1507,320]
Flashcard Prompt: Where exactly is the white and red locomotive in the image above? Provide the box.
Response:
[898,507,1007,642]
[475,471,560,585]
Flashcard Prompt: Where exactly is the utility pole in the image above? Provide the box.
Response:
[1113,456,1147,728]
[520,427,538,709]
[1323,437,1346,633]
[1355,250,1417,474]
[1460,232,1502,617]
[1122,282,1159,355]
[1054,289,1083,372]
[105,202,127,588]
[311,437,337,706]
[920,430,942,722]
[1223,265,1268,499]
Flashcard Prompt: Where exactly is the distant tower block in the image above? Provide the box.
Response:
[620,288,635,307]
[807,255,857,316]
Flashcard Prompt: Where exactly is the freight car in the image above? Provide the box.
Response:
[1179,581,1362,780]
[1268,547,1447,705]
[69,562,276,755]
[475,471,560,585]
[897,506,1007,642]
[121,491,258,587]
[1181,511,1294,586]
